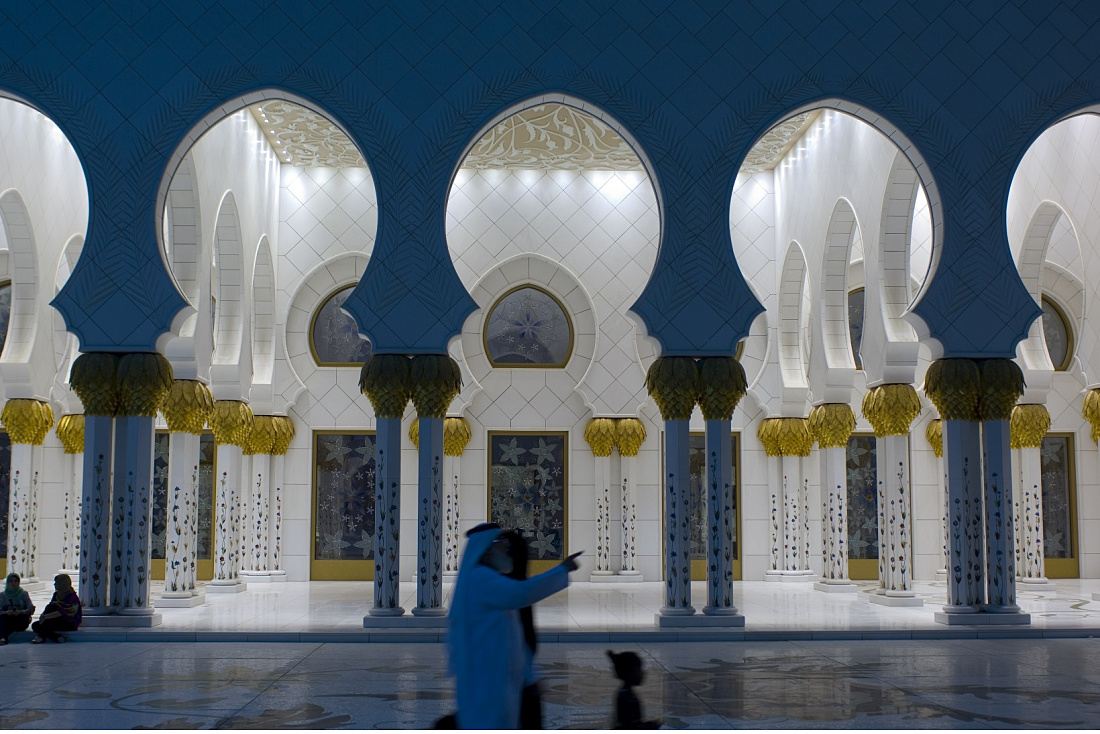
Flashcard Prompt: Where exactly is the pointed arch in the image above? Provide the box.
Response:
[211,192,243,366]
[0,190,37,365]
[819,199,860,370]
[252,236,275,385]
[778,242,809,396]
[165,154,203,308]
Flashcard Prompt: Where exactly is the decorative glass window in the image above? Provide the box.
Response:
[310,286,373,366]
[1041,296,1073,371]
[1040,435,1076,563]
[488,432,567,562]
[0,432,9,559]
[484,286,573,367]
[847,288,864,370]
[151,432,216,563]
[688,433,739,566]
[0,281,11,359]
[313,432,376,562]
[846,435,878,560]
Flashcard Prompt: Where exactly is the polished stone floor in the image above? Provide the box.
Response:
[17,577,1100,641]
[3,638,1100,729]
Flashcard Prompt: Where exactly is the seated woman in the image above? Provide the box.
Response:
[0,573,35,644]
[31,574,81,644]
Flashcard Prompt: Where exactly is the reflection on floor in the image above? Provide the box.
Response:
[20,578,1100,640]
[3,638,1100,729]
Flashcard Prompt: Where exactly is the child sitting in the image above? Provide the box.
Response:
[607,650,661,729]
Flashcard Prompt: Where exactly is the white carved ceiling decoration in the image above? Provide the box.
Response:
[739,111,821,172]
[463,104,643,170]
[248,102,366,168]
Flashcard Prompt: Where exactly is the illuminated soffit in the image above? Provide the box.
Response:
[739,111,821,172]
[248,102,366,168]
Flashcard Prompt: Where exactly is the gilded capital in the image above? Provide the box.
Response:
[645,357,699,421]
[758,418,782,457]
[271,416,296,455]
[69,352,120,417]
[696,357,747,421]
[978,358,1024,421]
[246,415,278,455]
[360,354,411,419]
[1084,389,1100,443]
[409,355,462,419]
[925,419,943,459]
[1010,404,1050,449]
[210,400,255,448]
[615,418,646,457]
[808,403,855,449]
[443,417,472,456]
[759,417,811,457]
[584,418,617,457]
[409,419,419,449]
[117,353,173,417]
[56,413,85,454]
[861,384,920,437]
[162,380,214,435]
[923,359,980,422]
[2,399,54,445]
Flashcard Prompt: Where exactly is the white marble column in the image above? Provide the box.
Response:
[872,434,921,606]
[7,444,41,587]
[241,452,271,580]
[584,418,616,579]
[79,415,114,614]
[1010,404,1052,589]
[982,418,1020,613]
[443,452,461,576]
[370,415,404,616]
[940,419,985,616]
[615,418,645,579]
[59,450,83,576]
[209,443,246,593]
[702,419,737,615]
[809,404,856,593]
[662,419,693,614]
[109,416,159,621]
[270,451,287,580]
[413,416,445,615]
[159,431,204,607]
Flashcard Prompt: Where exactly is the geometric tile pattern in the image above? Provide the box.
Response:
[5,1,1095,355]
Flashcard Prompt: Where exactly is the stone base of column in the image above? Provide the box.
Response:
[362,614,445,628]
[206,580,247,594]
[239,571,272,583]
[869,592,923,607]
[934,610,1031,625]
[367,606,405,618]
[156,591,206,608]
[82,612,163,627]
[590,570,614,578]
[764,570,815,583]
[656,612,745,627]
[443,570,458,580]
[814,581,858,593]
[1017,578,1056,591]
[935,568,947,581]
[410,606,447,618]
[268,571,287,583]
[590,573,645,584]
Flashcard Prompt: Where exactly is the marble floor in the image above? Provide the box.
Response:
[3,638,1100,728]
[14,577,1100,641]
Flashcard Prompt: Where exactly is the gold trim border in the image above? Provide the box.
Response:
[311,429,376,581]
[483,284,574,369]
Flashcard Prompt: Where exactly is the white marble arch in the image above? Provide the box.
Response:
[455,253,598,420]
[49,235,82,414]
[1014,202,1084,401]
[250,236,275,413]
[861,151,922,387]
[809,199,860,405]
[161,154,211,382]
[209,191,252,401]
[777,241,810,416]
[279,251,370,414]
[0,189,43,400]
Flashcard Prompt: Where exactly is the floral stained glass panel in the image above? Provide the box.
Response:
[489,433,566,560]
[485,287,572,366]
[1041,298,1071,370]
[312,286,373,365]
[846,436,878,560]
[1040,436,1074,559]
[688,434,738,561]
[314,433,376,561]
[0,433,9,557]
[0,282,11,358]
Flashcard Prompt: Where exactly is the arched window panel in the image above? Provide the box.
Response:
[1041,296,1073,372]
[310,286,373,367]
[847,288,864,370]
[484,285,573,368]
[0,280,11,359]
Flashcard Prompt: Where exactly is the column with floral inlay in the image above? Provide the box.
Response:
[55,414,84,579]
[809,403,857,592]
[862,384,922,606]
[584,417,617,578]
[645,357,698,618]
[159,380,213,607]
[925,419,948,579]
[442,417,471,577]
[208,400,252,593]
[1011,404,1052,589]
[267,416,294,581]
[3,398,54,591]
[760,417,815,581]
[241,415,278,582]
[361,354,410,618]
[616,418,645,578]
